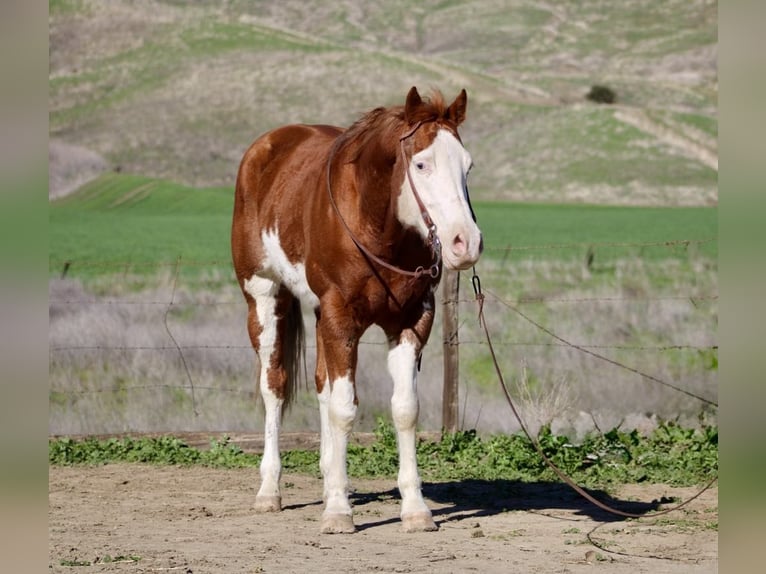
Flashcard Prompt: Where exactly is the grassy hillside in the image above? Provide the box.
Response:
[49,0,717,206]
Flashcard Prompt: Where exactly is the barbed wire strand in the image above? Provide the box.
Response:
[49,236,716,270]
[483,287,718,408]
[49,341,718,353]
[49,293,719,307]
[50,384,254,397]
[482,236,716,253]
[50,238,717,403]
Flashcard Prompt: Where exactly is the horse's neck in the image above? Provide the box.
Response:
[353,149,402,237]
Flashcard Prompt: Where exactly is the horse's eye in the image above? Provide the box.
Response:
[415,162,425,170]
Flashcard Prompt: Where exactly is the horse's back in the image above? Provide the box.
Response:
[236,123,341,199]
[232,123,341,285]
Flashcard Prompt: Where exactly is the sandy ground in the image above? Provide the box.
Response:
[49,464,717,573]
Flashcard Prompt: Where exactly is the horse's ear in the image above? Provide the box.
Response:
[447,89,468,126]
[404,86,422,124]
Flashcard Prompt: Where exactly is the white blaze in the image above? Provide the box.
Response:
[397,129,482,270]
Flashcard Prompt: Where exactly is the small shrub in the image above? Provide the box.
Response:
[586,85,617,104]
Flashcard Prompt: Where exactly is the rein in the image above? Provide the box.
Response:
[326,121,441,279]
[469,268,718,519]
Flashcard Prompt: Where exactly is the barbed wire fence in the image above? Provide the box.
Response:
[49,237,718,438]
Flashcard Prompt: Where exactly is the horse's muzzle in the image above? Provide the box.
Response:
[442,228,483,271]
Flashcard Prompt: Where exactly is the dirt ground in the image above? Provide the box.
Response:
[49,464,717,573]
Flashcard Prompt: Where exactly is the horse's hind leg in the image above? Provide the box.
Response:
[243,275,292,512]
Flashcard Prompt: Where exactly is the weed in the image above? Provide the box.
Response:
[49,435,259,468]
[97,554,141,564]
[60,558,91,567]
[49,418,717,488]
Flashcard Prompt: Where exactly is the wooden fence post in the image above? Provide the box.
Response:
[442,269,459,432]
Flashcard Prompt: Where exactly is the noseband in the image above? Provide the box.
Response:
[326,121,441,279]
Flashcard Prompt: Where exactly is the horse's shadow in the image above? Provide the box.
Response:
[345,479,663,531]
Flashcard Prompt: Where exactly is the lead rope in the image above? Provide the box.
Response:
[469,266,718,518]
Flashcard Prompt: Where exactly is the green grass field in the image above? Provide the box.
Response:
[50,174,233,275]
[49,173,717,278]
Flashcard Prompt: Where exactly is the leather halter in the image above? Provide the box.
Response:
[326,120,441,279]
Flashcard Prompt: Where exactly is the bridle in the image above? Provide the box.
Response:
[326,120,442,279]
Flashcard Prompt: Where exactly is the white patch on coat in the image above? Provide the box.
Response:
[261,229,320,308]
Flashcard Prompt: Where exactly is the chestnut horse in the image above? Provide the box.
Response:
[231,87,482,533]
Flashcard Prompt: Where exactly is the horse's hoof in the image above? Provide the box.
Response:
[254,495,281,512]
[320,513,356,534]
[401,512,438,532]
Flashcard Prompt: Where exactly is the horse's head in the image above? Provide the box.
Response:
[397,87,483,271]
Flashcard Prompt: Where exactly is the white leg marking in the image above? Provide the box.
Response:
[321,374,357,533]
[257,383,283,510]
[243,275,283,511]
[388,341,437,531]
[317,382,332,485]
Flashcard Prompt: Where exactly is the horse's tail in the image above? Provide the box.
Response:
[282,296,306,414]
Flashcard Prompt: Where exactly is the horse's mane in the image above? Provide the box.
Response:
[340,90,450,161]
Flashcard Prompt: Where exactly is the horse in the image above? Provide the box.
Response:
[231,87,483,533]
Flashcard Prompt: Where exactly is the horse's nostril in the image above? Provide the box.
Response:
[452,233,467,257]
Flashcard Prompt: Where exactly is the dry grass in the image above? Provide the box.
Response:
[453,256,717,437]
[49,253,717,438]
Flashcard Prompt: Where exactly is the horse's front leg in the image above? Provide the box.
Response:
[388,317,438,532]
[316,304,360,534]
